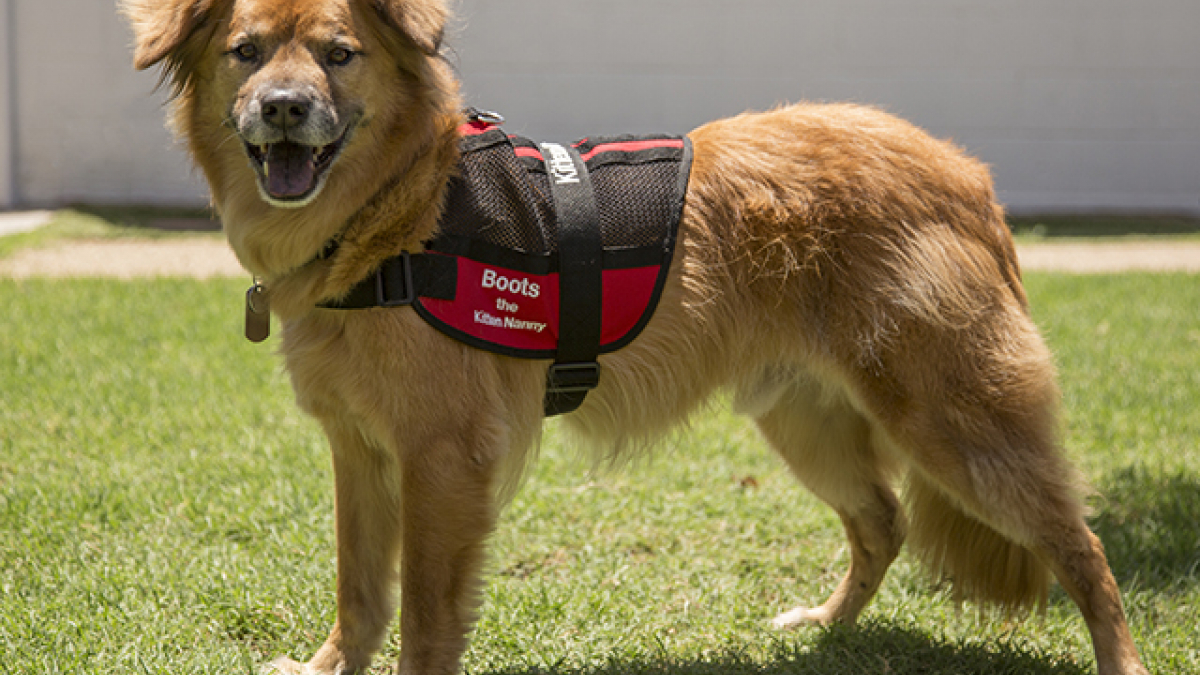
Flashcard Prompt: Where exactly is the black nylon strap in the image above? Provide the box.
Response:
[320,253,457,309]
[540,142,603,416]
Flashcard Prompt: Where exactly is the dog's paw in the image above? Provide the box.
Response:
[770,606,835,629]
[262,657,306,675]
[263,653,369,675]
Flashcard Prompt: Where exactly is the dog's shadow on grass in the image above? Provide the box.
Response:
[480,622,1090,675]
[1090,465,1200,592]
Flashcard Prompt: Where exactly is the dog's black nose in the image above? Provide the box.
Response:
[261,90,310,129]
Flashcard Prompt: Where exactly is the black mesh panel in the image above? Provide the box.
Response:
[435,130,688,258]
[438,137,556,254]
[589,161,682,249]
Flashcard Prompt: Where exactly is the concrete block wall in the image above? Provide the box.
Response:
[1,0,16,207]
[451,0,1200,214]
[0,0,1196,214]
[2,0,208,207]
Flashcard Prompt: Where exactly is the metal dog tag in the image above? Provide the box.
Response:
[245,280,271,343]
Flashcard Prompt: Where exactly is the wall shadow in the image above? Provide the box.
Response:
[1008,213,1200,238]
[73,204,221,232]
[481,622,1090,675]
[1089,466,1200,592]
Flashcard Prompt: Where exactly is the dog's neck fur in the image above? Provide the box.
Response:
[211,82,464,320]
[263,105,463,319]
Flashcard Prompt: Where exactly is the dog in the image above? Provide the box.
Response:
[123,1,1147,674]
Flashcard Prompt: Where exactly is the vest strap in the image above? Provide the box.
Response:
[319,252,457,309]
[540,142,603,416]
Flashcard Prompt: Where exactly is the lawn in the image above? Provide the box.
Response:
[1,269,1198,674]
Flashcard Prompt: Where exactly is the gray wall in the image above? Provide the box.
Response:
[1,0,1197,214]
[2,0,207,207]
[1,0,16,207]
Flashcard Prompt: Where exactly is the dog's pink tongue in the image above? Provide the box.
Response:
[265,142,316,199]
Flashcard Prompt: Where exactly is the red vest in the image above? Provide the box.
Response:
[411,119,693,359]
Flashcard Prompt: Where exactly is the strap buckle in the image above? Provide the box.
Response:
[374,252,416,307]
[464,107,505,125]
[546,362,601,394]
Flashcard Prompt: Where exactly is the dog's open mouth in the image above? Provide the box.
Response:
[245,133,347,205]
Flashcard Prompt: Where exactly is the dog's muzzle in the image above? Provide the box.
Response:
[240,88,352,206]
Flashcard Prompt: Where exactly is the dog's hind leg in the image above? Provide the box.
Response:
[896,419,1147,675]
[1037,530,1148,675]
[750,375,907,627]
[905,435,1147,675]
[870,325,1148,675]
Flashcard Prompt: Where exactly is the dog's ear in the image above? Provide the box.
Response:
[123,0,222,71]
[369,0,447,56]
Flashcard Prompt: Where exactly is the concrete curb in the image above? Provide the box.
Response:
[3,229,1200,279]
[1016,241,1200,273]
[0,210,53,237]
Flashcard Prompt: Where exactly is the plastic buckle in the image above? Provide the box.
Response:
[547,362,600,394]
[374,252,416,307]
[465,107,505,125]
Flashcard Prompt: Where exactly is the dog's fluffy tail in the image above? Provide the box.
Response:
[904,472,1050,613]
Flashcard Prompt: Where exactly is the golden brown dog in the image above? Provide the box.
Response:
[124,1,1147,673]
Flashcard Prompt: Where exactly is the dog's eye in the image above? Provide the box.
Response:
[233,43,259,62]
[327,47,355,66]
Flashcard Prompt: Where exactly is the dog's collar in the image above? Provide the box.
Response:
[300,235,341,270]
[315,237,341,261]
[241,236,341,344]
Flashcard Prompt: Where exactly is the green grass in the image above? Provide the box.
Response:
[1,273,1198,675]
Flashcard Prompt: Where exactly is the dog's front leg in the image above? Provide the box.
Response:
[395,431,499,675]
[271,417,407,675]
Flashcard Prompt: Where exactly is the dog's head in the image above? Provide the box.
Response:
[125,0,448,210]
